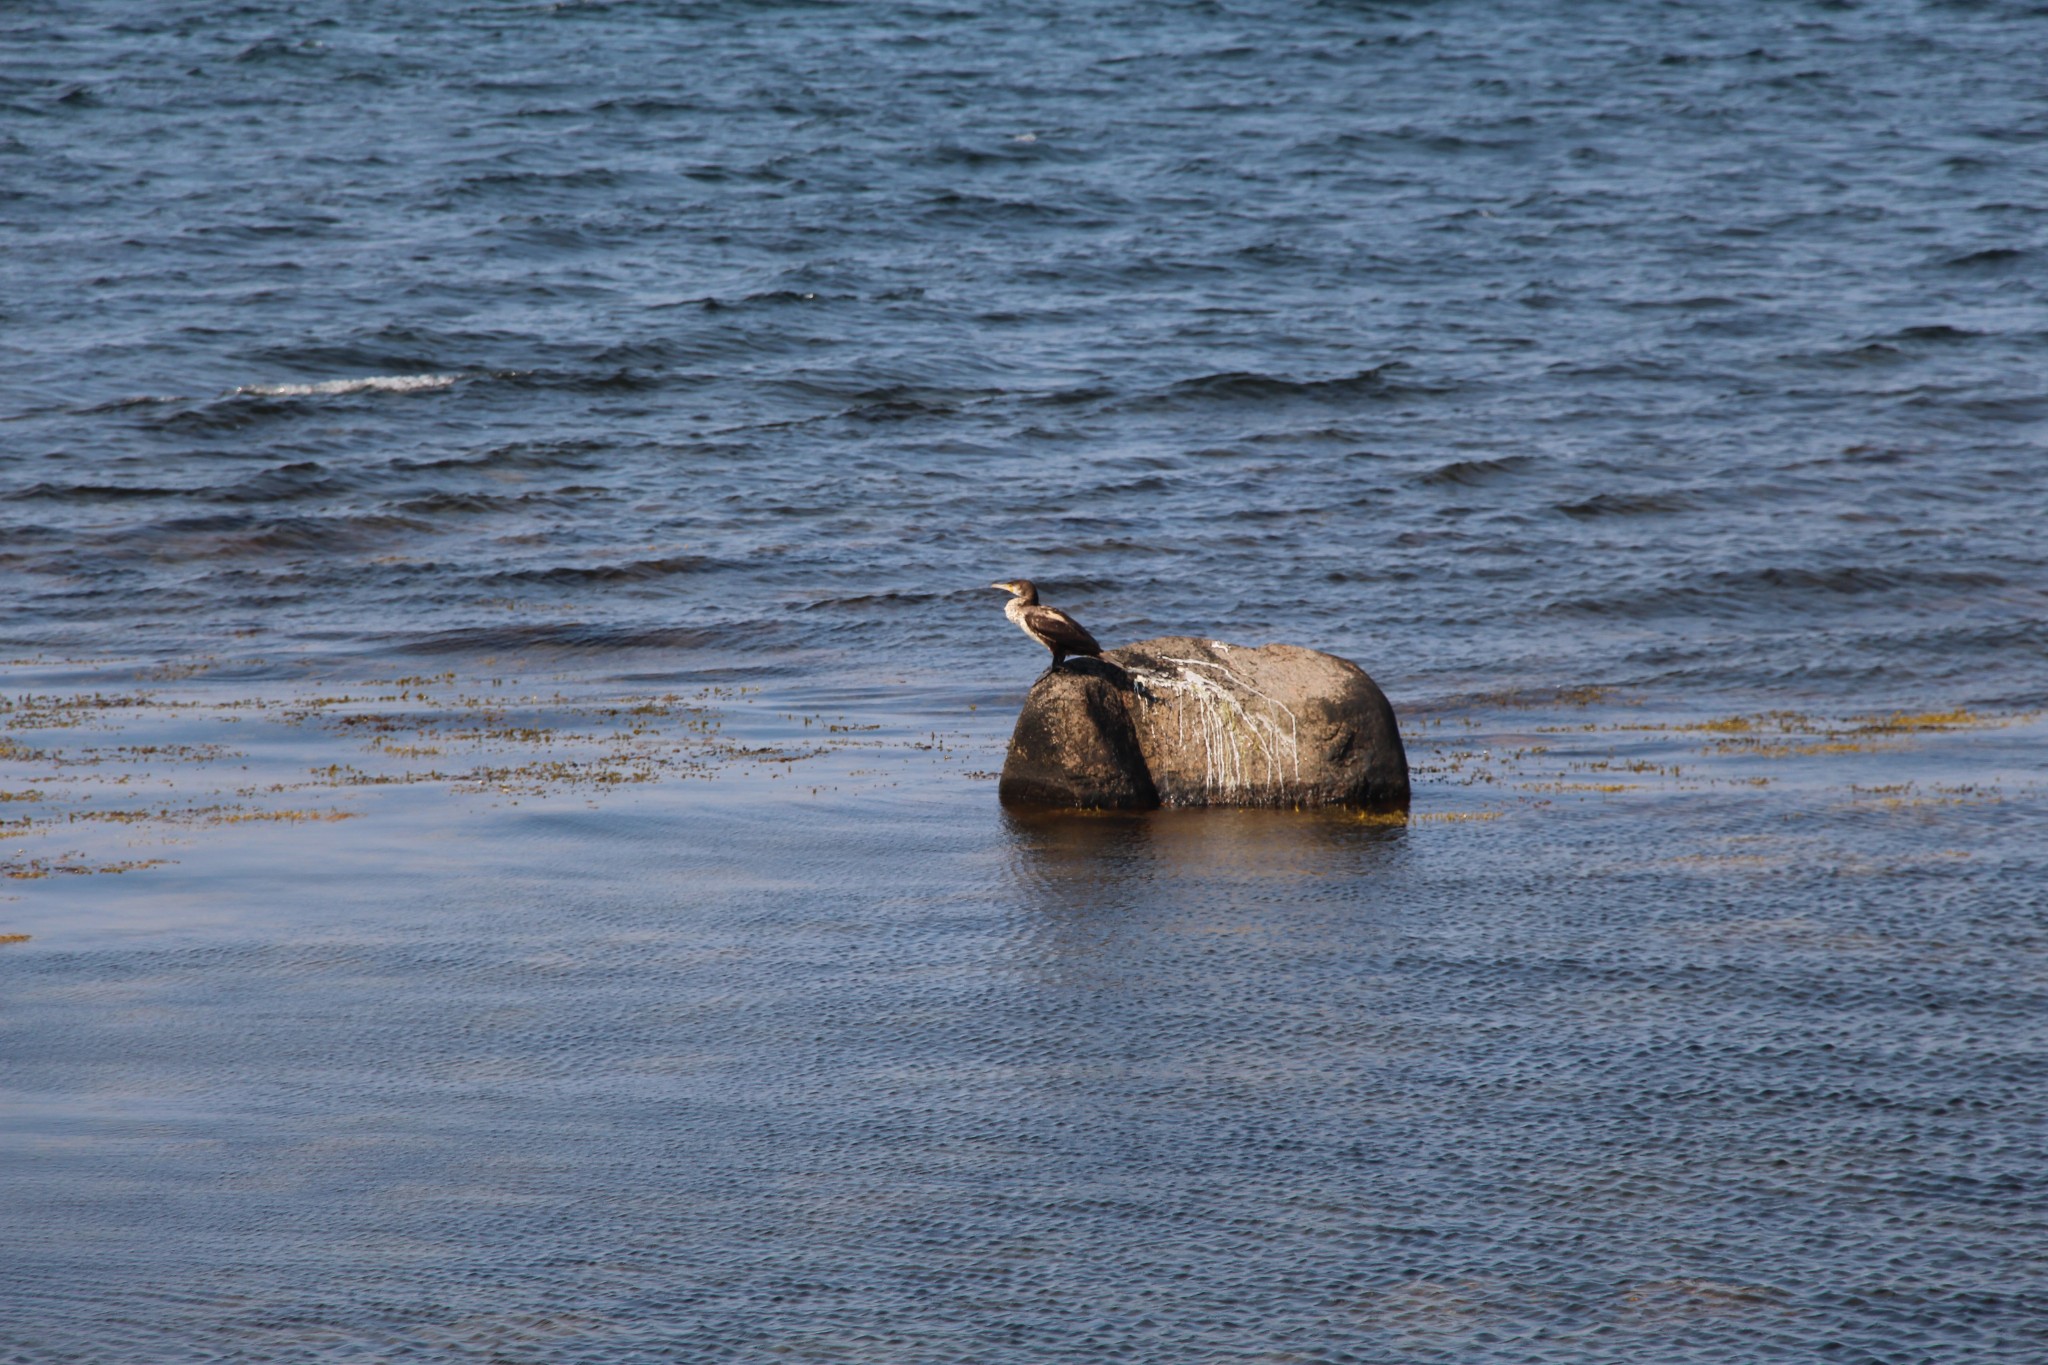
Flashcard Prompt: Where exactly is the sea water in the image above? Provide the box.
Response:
[2,3,2044,1360]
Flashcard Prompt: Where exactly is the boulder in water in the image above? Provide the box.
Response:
[997,636,1408,810]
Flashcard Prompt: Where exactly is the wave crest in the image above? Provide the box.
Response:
[232,374,458,398]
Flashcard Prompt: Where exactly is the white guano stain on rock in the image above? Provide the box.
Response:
[1127,655,1302,800]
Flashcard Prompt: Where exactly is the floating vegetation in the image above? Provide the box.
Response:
[1399,692,2043,839]
[1349,809,1504,827]
[1628,707,2035,758]
[0,691,161,730]
[1854,708,1988,732]
[1446,684,1618,712]
[1840,781,2005,813]
[3,665,2039,889]
[0,666,978,885]
[4,857,171,881]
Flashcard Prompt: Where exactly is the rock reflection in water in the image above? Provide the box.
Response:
[1002,807,1407,917]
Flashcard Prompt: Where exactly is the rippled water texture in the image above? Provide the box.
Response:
[4,0,2045,699]
[3,2,2046,1361]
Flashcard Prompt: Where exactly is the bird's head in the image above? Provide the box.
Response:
[990,579,1037,602]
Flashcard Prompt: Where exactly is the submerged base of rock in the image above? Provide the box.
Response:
[998,636,1409,811]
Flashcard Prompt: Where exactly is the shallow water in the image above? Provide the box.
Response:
[4,1,2047,1361]
[5,674,2042,1363]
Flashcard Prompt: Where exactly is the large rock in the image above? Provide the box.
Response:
[998,636,1409,811]
[995,659,1158,810]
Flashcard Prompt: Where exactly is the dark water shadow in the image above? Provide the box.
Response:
[999,805,1407,926]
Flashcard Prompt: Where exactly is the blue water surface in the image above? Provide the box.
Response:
[2,3,2045,1361]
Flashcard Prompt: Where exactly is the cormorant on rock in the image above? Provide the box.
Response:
[991,579,1103,670]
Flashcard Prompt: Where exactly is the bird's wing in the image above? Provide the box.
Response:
[1023,605,1101,654]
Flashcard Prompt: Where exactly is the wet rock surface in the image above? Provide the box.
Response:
[998,637,1409,810]
[994,659,1158,810]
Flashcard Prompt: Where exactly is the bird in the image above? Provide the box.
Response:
[990,579,1103,670]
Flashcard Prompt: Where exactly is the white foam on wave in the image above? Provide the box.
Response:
[234,374,459,398]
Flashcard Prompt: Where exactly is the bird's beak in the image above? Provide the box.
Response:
[989,582,1010,592]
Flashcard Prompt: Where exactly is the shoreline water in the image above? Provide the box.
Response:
[5,656,2043,1361]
